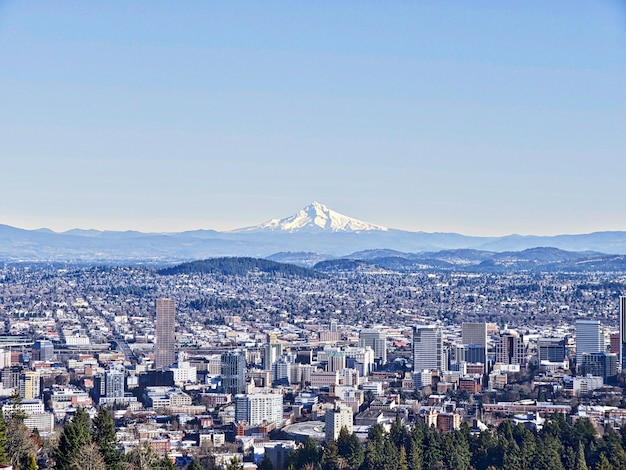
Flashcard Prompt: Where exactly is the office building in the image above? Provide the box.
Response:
[19,370,41,399]
[105,367,125,398]
[495,329,526,366]
[576,320,604,370]
[462,322,488,365]
[581,352,617,384]
[359,328,387,368]
[221,350,247,395]
[413,325,443,372]
[328,351,346,373]
[538,338,567,363]
[32,340,54,362]
[234,393,283,426]
[263,343,282,371]
[155,298,176,370]
[325,403,353,442]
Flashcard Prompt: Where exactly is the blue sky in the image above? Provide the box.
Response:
[1,1,625,235]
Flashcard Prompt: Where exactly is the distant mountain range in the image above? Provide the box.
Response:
[2,202,626,265]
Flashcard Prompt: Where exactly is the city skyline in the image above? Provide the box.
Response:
[1,2,625,236]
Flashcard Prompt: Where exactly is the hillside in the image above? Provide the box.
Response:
[157,257,324,278]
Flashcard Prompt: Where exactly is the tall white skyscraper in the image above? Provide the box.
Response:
[413,325,443,372]
[576,319,604,370]
[155,298,176,370]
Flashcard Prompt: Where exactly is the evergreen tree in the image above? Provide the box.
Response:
[575,442,589,470]
[363,425,387,470]
[470,427,498,470]
[55,407,93,470]
[0,417,9,464]
[398,446,408,470]
[444,431,471,470]
[408,422,424,470]
[422,426,444,470]
[287,437,320,470]
[321,439,342,470]
[594,454,614,470]
[337,428,363,469]
[92,408,122,470]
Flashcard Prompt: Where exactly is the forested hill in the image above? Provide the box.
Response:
[157,257,324,278]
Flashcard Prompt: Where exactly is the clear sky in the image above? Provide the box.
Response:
[1,1,625,236]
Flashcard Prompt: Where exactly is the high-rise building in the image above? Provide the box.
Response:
[155,298,176,370]
[327,351,346,373]
[413,325,443,372]
[462,322,488,366]
[105,367,125,399]
[619,295,626,370]
[234,393,283,426]
[359,328,387,367]
[221,350,247,395]
[32,340,54,362]
[20,370,41,399]
[495,330,526,366]
[263,343,282,371]
[325,403,353,442]
[538,337,567,363]
[581,352,618,383]
[576,320,604,370]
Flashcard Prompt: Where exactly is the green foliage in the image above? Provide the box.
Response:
[287,437,321,470]
[55,407,94,470]
[337,427,364,469]
[0,417,9,464]
[158,257,324,278]
[92,408,122,470]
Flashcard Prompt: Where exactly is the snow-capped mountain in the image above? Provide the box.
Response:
[235,201,388,233]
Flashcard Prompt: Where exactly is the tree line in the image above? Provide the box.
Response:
[285,414,626,470]
[0,406,205,470]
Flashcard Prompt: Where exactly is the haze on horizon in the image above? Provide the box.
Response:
[1,1,625,237]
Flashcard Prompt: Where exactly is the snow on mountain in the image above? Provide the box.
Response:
[235,201,388,233]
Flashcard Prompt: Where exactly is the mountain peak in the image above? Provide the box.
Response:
[235,202,388,233]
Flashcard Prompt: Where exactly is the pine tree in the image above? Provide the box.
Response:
[321,439,341,470]
[337,428,364,469]
[575,442,589,470]
[594,454,614,470]
[92,408,122,470]
[55,407,94,470]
